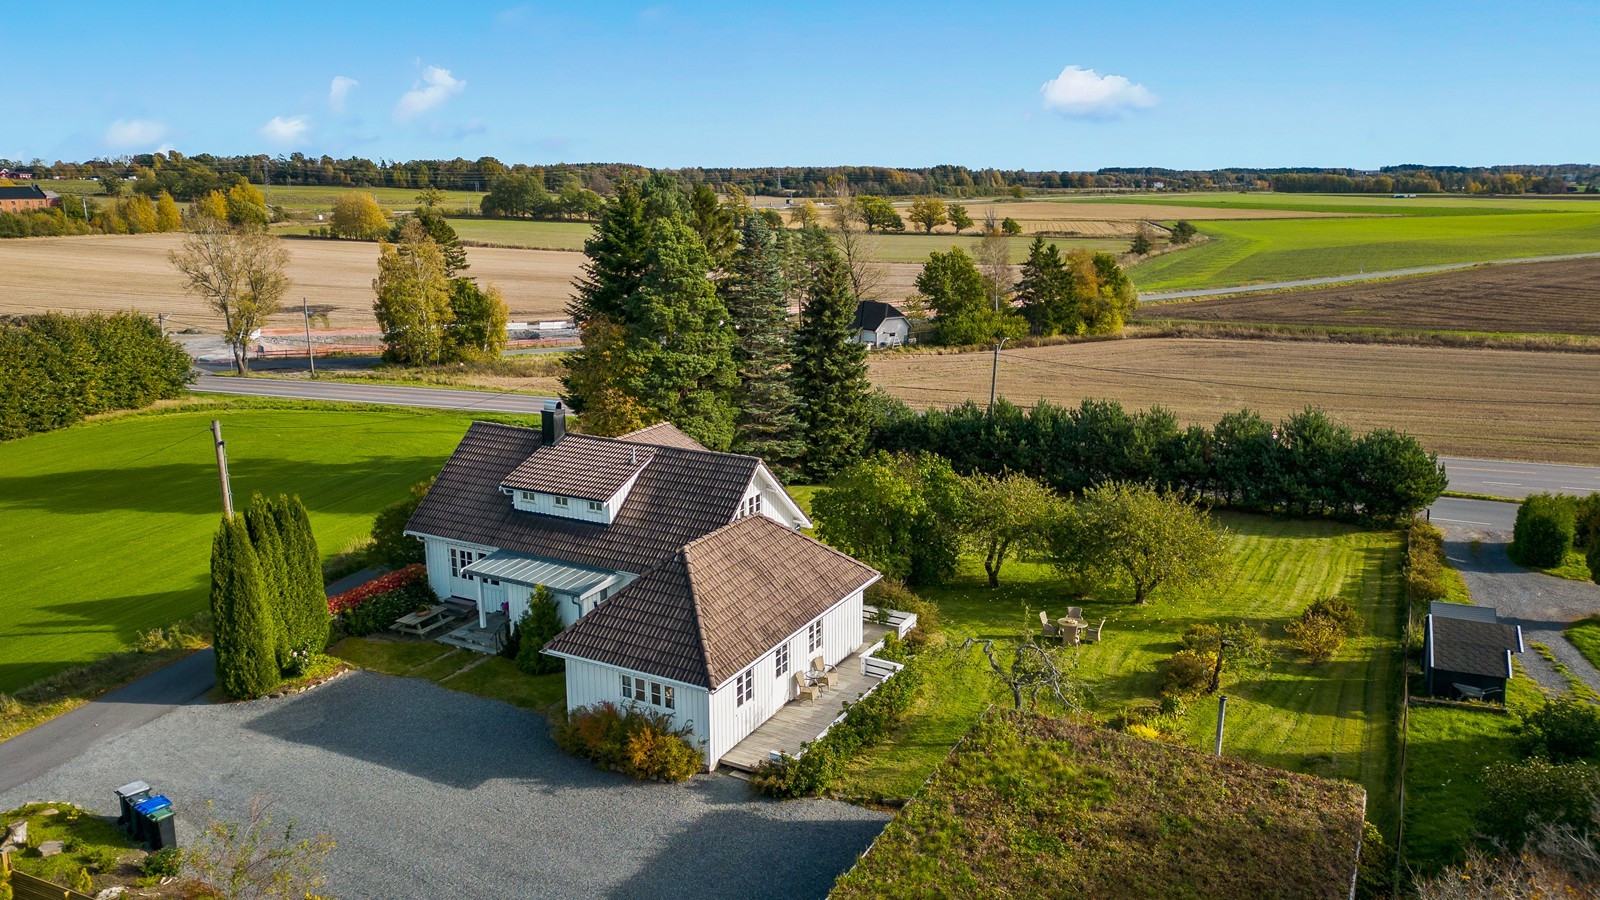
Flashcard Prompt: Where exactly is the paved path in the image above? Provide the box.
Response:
[1436,519,1600,696]
[1139,250,1600,301]
[191,374,548,413]
[0,673,887,900]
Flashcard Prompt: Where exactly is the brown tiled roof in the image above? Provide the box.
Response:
[501,433,655,502]
[1429,615,1521,678]
[405,422,760,575]
[617,421,709,452]
[543,515,880,688]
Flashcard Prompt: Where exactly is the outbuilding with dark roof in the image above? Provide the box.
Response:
[850,300,911,349]
[1423,601,1524,701]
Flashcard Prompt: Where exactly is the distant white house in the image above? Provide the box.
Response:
[850,300,911,349]
[405,403,906,770]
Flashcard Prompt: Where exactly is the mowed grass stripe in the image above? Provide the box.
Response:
[0,402,487,692]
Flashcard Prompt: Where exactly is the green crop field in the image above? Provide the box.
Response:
[1073,191,1600,216]
[0,400,498,693]
[839,513,1404,832]
[1128,210,1600,291]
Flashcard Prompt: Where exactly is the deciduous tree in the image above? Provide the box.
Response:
[962,472,1064,587]
[169,219,290,374]
[855,194,904,233]
[155,191,182,231]
[907,196,947,234]
[372,219,453,365]
[948,203,973,234]
[814,452,968,586]
[331,191,388,240]
[445,278,508,361]
[225,178,270,231]
[1052,481,1230,605]
[788,199,819,229]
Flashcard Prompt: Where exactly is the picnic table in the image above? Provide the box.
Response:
[391,603,454,637]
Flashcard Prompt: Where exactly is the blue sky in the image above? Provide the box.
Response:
[7,0,1596,170]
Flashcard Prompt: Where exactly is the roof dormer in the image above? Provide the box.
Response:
[501,432,655,524]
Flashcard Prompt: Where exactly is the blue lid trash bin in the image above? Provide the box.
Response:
[132,794,172,843]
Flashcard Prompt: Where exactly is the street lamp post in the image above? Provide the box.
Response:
[988,336,1010,412]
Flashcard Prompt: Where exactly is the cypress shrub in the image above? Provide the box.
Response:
[284,495,331,651]
[1510,493,1576,568]
[1589,539,1600,585]
[245,493,292,668]
[211,515,279,699]
[1575,492,1600,549]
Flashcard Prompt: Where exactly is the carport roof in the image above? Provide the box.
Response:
[462,551,616,594]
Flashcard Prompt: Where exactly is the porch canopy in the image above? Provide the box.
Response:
[462,550,615,595]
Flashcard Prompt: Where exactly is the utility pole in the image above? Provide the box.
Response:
[1214,695,1228,756]
[211,420,234,518]
[988,336,1010,412]
[301,296,316,378]
[157,312,166,336]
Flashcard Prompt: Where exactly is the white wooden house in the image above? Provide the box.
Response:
[850,300,911,349]
[406,401,891,769]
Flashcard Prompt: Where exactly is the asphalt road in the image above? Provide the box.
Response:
[1138,250,1600,302]
[191,374,549,414]
[1427,497,1520,532]
[1439,456,1600,500]
[0,649,216,795]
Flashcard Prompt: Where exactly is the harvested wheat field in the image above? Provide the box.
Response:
[1140,257,1600,336]
[870,338,1600,464]
[0,233,580,330]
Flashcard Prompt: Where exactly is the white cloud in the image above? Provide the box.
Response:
[104,119,167,149]
[394,66,465,121]
[1039,65,1157,118]
[328,75,359,112]
[259,115,310,145]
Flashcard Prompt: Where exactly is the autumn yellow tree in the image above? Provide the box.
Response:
[331,192,388,240]
[155,192,183,231]
[908,196,948,234]
[372,219,453,365]
[788,199,819,229]
[169,217,290,374]
[123,195,159,233]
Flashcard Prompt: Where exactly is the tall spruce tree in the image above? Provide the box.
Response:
[1015,236,1079,336]
[723,217,802,469]
[792,238,872,479]
[210,515,278,699]
[244,493,291,668]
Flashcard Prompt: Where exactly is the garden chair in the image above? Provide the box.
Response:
[1066,606,1084,624]
[1039,610,1063,640]
[812,656,838,687]
[1084,618,1106,643]
[794,671,819,703]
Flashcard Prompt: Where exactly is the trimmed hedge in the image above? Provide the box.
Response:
[1510,493,1576,568]
[750,658,922,798]
[0,311,193,441]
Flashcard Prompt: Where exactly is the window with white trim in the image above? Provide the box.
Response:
[808,619,823,654]
[449,547,483,579]
[587,500,603,512]
[553,495,570,508]
[735,669,754,706]
[520,490,535,503]
[738,494,763,519]
[621,673,675,710]
[775,642,790,678]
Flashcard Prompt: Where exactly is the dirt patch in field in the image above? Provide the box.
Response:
[0,233,579,330]
[1138,257,1600,336]
[869,338,1600,465]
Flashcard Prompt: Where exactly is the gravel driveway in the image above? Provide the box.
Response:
[1440,523,1600,695]
[0,672,888,900]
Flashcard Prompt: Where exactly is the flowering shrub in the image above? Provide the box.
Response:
[327,564,426,614]
[553,702,702,782]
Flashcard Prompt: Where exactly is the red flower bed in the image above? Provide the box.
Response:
[328,564,426,614]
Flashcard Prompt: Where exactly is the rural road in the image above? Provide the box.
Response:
[1427,497,1520,532]
[1438,457,1600,500]
[1139,250,1600,302]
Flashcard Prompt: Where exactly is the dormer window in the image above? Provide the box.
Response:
[588,500,603,512]
[554,496,570,508]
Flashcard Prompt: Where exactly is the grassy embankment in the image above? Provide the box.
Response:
[0,398,509,695]
[826,512,1405,834]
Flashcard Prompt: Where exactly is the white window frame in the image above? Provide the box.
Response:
[735,669,754,706]
[587,500,603,512]
[808,619,823,654]
[553,495,570,508]
[621,672,675,710]
[775,642,790,678]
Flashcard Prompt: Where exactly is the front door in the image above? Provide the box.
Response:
[479,577,507,618]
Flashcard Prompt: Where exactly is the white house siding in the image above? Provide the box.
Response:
[703,589,865,767]
[421,536,499,601]
[562,657,713,765]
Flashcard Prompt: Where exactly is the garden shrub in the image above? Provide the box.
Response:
[1159,649,1214,698]
[328,565,434,637]
[70,868,93,894]
[1180,623,1220,652]
[1354,821,1395,900]
[553,702,701,782]
[88,846,122,874]
[865,577,940,646]
[1305,596,1362,634]
[1478,758,1599,848]
[1520,695,1600,763]
[513,587,564,675]
[1285,613,1345,662]
[368,479,433,569]
[142,847,183,878]
[1575,492,1600,549]
[1511,493,1577,568]
[1405,518,1448,604]
[1590,540,1600,586]
[750,659,922,798]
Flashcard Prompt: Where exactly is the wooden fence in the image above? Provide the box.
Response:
[0,852,96,900]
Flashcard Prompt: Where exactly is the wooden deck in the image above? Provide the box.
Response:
[720,621,894,772]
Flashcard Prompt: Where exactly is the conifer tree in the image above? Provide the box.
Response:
[282,495,330,651]
[210,515,278,699]
[1015,236,1079,336]
[723,217,802,469]
[245,493,291,668]
[563,183,651,409]
[791,239,872,479]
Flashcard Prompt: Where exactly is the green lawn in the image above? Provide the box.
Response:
[838,513,1405,832]
[0,400,500,693]
[330,637,565,710]
[1400,671,1546,872]
[1129,211,1600,291]
[1565,615,1600,672]
[1073,191,1600,217]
